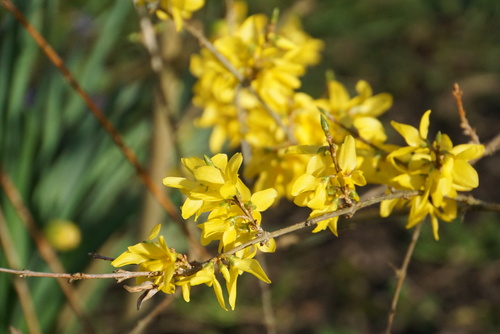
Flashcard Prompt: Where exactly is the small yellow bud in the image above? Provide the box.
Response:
[44,219,81,252]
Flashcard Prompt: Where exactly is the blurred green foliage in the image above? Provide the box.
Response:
[1,0,500,333]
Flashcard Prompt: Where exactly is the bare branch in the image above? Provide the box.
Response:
[0,268,162,281]
[453,83,481,144]
[385,223,422,334]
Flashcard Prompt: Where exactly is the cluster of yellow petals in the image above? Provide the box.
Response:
[161,153,276,309]
[190,5,324,152]
[381,110,484,240]
[291,136,366,235]
[111,224,178,294]
[113,0,488,312]
[138,0,204,31]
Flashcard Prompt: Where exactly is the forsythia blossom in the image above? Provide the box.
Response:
[381,110,484,240]
[191,7,324,152]
[291,135,366,236]
[138,0,205,31]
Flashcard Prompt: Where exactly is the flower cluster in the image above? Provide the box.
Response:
[190,4,324,152]
[138,0,205,31]
[291,135,366,235]
[163,153,276,309]
[111,0,486,312]
[381,110,484,239]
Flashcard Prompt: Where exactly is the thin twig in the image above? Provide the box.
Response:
[224,190,421,256]
[0,0,183,226]
[453,83,480,144]
[385,223,422,334]
[0,208,42,334]
[2,191,499,284]
[132,0,206,259]
[127,294,176,334]
[257,254,277,334]
[0,167,96,334]
[0,268,162,281]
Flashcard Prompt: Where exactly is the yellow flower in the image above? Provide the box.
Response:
[190,11,323,152]
[163,153,245,220]
[153,0,205,31]
[198,187,277,255]
[291,136,366,236]
[220,256,271,310]
[177,262,227,310]
[111,224,178,294]
[382,110,484,239]
[316,80,392,144]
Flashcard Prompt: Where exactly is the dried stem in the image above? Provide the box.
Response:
[132,1,205,258]
[453,83,480,144]
[127,294,176,334]
[1,190,499,288]
[0,0,183,227]
[257,254,277,334]
[385,223,422,334]
[0,268,162,281]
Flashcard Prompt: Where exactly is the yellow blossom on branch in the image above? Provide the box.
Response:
[291,135,366,235]
[111,224,179,294]
[190,9,323,152]
[381,110,484,239]
[140,0,205,31]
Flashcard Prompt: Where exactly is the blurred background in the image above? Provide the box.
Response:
[1,0,500,333]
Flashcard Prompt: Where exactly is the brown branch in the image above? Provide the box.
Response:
[127,294,176,334]
[453,83,480,145]
[132,1,205,259]
[2,190,498,289]
[455,194,500,212]
[385,223,422,334]
[0,268,162,281]
[0,167,96,334]
[224,190,421,256]
[0,0,182,226]
[257,254,277,334]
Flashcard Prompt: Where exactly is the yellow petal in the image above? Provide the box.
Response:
[251,188,278,211]
[212,276,228,311]
[327,216,340,236]
[419,110,431,140]
[211,153,229,171]
[451,159,479,190]
[430,214,439,241]
[338,135,357,172]
[391,121,422,147]
[308,184,327,210]
[111,251,148,267]
[226,153,243,180]
[359,93,393,117]
[232,258,271,284]
[181,197,203,219]
[380,198,400,217]
[328,80,350,111]
[147,224,161,241]
[193,166,225,185]
[451,144,485,160]
[291,174,319,196]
